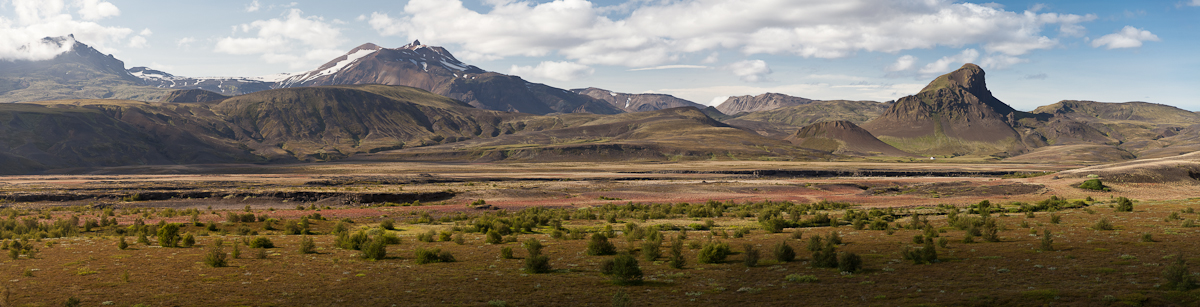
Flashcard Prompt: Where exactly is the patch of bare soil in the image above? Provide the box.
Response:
[864,181,1045,198]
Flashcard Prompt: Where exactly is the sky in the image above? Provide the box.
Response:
[0,0,1196,111]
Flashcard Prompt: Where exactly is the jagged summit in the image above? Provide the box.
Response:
[401,40,422,49]
[571,87,704,112]
[861,63,1023,154]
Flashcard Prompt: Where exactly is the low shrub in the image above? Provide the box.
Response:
[203,246,227,267]
[361,237,387,260]
[1078,179,1110,191]
[697,241,731,264]
[601,253,643,285]
[773,241,795,262]
[641,240,660,262]
[299,236,316,254]
[249,237,274,248]
[668,238,685,269]
[838,252,862,273]
[1163,257,1196,291]
[785,274,818,283]
[500,246,514,259]
[587,233,617,256]
[742,244,760,267]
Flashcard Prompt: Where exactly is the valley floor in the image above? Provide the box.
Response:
[0,161,1197,306]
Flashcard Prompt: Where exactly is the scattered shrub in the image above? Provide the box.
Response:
[1163,256,1196,291]
[1092,218,1115,230]
[668,238,685,269]
[249,237,274,248]
[204,246,227,267]
[641,240,660,262]
[485,230,503,244]
[380,219,395,230]
[500,246,514,259]
[1050,213,1061,224]
[1078,179,1110,191]
[1039,230,1053,251]
[1115,197,1134,212]
[587,233,617,256]
[181,233,196,248]
[523,239,552,273]
[785,274,818,283]
[415,248,450,264]
[299,236,316,254]
[697,241,731,264]
[361,237,387,260]
[601,253,643,285]
[1140,233,1155,242]
[773,241,795,262]
[117,237,128,250]
[838,252,862,273]
[742,244,760,267]
[157,223,180,247]
[253,248,268,259]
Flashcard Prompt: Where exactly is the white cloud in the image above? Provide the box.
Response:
[139,28,152,36]
[128,35,147,48]
[919,49,980,75]
[508,61,594,82]
[245,0,260,12]
[74,0,119,21]
[1192,0,1200,6]
[214,9,347,69]
[886,55,917,72]
[726,60,771,82]
[1091,26,1160,49]
[701,52,719,64]
[628,65,707,71]
[0,0,132,61]
[367,0,1095,68]
[979,54,1028,69]
[176,37,196,48]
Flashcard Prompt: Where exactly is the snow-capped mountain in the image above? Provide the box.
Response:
[128,66,276,96]
[571,87,705,113]
[275,40,621,115]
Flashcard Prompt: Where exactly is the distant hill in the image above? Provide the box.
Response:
[862,64,1034,156]
[0,35,170,103]
[715,93,813,115]
[571,87,705,112]
[275,41,622,115]
[359,107,825,162]
[723,99,890,139]
[160,89,230,103]
[128,66,276,96]
[787,121,911,156]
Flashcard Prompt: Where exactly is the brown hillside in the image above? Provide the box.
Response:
[572,87,704,112]
[160,89,230,103]
[715,93,813,115]
[788,120,911,156]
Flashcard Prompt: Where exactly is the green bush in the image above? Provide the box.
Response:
[249,237,274,248]
[668,238,685,269]
[587,233,617,256]
[361,237,387,260]
[697,241,731,264]
[523,238,551,273]
[500,246,514,259]
[204,246,227,267]
[838,252,862,273]
[1115,197,1134,212]
[299,236,316,254]
[415,247,450,264]
[742,244,760,267]
[1163,257,1196,291]
[380,219,395,230]
[810,240,838,268]
[601,253,643,285]
[485,230,503,244]
[1039,230,1053,251]
[1078,179,1110,191]
[641,240,660,262]
[1092,218,1115,230]
[785,274,818,283]
[181,233,196,248]
[117,237,128,250]
[157,223,180,247]
[773,241,795,262]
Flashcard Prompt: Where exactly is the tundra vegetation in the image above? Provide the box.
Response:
[0,193,1198,306]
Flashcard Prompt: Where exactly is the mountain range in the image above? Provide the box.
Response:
[0,35,1195,174]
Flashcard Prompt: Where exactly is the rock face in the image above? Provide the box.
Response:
[275,40,622,115]
[715,93,813,115]
[789,120,911,156]
[863,64,1018,143]
[571,87,705,112]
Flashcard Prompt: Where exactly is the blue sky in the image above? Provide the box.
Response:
[0,0,1196,111]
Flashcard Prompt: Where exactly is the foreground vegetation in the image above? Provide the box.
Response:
[2,195,1200,306]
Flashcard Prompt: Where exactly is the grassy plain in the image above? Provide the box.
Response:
[0,161,1197,306]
